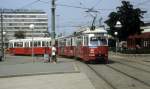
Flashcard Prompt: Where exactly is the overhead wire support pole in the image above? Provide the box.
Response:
[51,0,56,45]
[0,8,4,61]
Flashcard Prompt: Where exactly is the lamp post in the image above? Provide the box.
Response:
[3,32,6,60]
[29,24,34,62]
[114,32,118,55]
[114,21,122,55]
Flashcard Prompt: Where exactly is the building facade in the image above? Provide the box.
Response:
[0,9,49,47]
[127,23,150,49]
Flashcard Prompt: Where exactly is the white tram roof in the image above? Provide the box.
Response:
[83,27,107,34]
[9,37,51,42]
[76,27,107,34]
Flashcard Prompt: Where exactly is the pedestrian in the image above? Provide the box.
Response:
[0,50,2,62]
[51,45,57,63]
[135,44,141,54]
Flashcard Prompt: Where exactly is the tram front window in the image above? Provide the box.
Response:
[99,39,107,45]
[90,37,99,46]
[90,37,107,46]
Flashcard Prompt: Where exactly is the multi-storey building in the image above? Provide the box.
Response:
[0,9,49,47]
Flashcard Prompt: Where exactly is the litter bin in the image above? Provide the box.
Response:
[44,54,50,62]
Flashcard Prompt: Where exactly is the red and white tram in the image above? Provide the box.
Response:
[57,27,108,63]
[8,37,52,55]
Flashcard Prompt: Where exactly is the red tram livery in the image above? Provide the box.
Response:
[57,27,108,63]
[8,27,108,63]
[9,37,52,55]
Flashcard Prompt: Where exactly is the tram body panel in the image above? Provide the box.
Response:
[8,38,52,55]
[57,27,108,63]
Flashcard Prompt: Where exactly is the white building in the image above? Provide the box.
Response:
[0,9,49,47]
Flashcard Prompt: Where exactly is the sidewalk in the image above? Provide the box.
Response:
[0,55,95,89]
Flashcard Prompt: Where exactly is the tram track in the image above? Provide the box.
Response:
[110,59,150,74]
[86,64,117,89]
[110,56,150,67]
[86,63,150,89]
[106,64,150,87]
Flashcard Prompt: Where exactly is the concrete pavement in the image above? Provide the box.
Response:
[0,73,95,89]
[0,55,95,89]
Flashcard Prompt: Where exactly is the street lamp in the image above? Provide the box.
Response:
[114,21,122,55]
[29,24,34,62]
[114,32,118,55]
[3,32,6,59]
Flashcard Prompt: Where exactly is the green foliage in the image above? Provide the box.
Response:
[105,1,145,41]
[14,31,26,39]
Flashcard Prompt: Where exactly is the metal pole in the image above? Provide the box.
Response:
[1,9,4,61]
[114,32,118,55]
[30,24,34,62]
[116,37,117,55]
[51,0,56,45]
[3,32,6,60]
[32,28,34,62]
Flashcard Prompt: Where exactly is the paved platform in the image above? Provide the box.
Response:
[0,56,79,78]
[0,73,95,89]
[0,62,79,78]
[0,55,95,89]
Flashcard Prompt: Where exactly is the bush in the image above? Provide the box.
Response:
[119,48,150,54]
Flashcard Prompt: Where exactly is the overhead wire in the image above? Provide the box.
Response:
[20,0,41,9]
[56,3,112,11]
[90,0,103,10]
[18,0,112,30]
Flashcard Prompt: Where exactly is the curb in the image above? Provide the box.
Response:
[109,52,150,58]
[0,71,80,78]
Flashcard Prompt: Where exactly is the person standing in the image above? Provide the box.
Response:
[51,45,57,63]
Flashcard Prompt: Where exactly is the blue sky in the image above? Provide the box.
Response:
[0,0,150,35]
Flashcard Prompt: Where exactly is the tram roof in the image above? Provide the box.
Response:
[83,27,107,34]
[9,37,51,42]
[76,27,107,34]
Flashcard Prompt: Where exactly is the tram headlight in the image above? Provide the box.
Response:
[89,54,95,56]
[90,49,94,53]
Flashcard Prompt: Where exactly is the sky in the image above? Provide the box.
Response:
[0,0,150,35]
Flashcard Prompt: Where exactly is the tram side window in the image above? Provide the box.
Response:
[84,36,88,46]
[9,43,13,48]
[67,39,71,46]
[76,37,82,46]
[48,41,51,47]
[30,42,34,47]
[42,41,49,47]
[34,41,38,47]
[14,42,23,47]
[71,38,72,46]
[42,41,45,47]
[59,39,66,47]
[72,38,76,46]
[37,41,41,47]
[25,42,29,47]
[46,41,49,47]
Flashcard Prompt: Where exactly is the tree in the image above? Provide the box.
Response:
[14,31,26,39]
[105,1,145,41]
